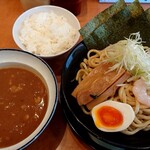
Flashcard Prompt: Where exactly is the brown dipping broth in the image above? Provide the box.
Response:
[0,67,48,148]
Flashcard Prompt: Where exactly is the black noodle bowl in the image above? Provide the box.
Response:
[60,41,150,150]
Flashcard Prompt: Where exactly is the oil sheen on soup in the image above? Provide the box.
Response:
[0,67,48,148]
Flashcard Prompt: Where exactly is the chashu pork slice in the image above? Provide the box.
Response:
[72,62,126,106]
[86,71,131,110]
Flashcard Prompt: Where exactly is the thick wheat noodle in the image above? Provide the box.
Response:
[75,48,150,135]
[113,83,150,135]
[76,49,106,82]
[76,69,89,83]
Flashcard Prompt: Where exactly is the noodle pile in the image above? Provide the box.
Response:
[75,42,150,135]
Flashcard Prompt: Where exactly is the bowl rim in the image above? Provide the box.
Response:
[12,5,81,58]
[0,49,58,150]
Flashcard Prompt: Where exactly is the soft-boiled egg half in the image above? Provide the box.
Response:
[91,100,135,132]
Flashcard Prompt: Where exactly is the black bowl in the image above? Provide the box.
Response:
[60,41,150,150]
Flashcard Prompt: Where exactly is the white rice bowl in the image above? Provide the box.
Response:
[12,5,81,58]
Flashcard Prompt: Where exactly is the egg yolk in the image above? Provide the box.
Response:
[95,106,123,128]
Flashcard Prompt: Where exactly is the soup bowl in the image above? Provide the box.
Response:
[0,49,58,150]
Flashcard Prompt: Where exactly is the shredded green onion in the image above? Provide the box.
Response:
[104,32,150,83]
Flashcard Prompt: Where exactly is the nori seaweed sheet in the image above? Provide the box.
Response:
[79,0,126,48]
[117,7,150,46]
[88,0,144,50]
[140,8,150,46]
[80,0,126,38]
[81,0,150,50]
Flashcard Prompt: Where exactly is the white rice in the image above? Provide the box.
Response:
[19,11,78,56]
